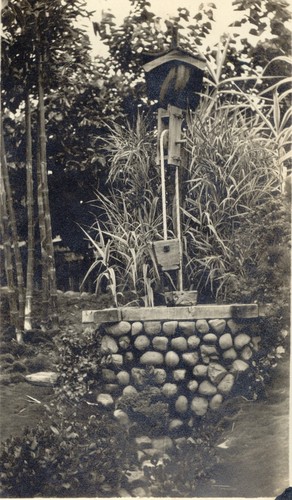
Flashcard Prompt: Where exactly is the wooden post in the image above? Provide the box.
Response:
[168,105,184,290]
[155,105,185,293]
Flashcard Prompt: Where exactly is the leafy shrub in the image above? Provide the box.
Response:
[24,353,54,373]
[55,326,104,403]
[117,386,170,437]
[227,196,290,310]
[0,412,132,498]
[0,341,34,358]
[0,354,14,364]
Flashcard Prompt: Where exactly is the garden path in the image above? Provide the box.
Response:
[196,352,290,498]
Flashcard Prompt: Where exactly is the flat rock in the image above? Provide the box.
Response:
[209,394,223,410]
[171,336,188,352]
[173,369,186,381]
[134,335,150,351]
[251,335,261,351]
[203,333,217,344]
[101,368,116,383]
[231,359,249,372]
[196,319,209,334]
[193,364,208,377]
[97,393,114,408]
[241,345,253,361]
[144,321,161,335]
[126,469,147,485]
[200,344,218,356]
[187,335,201,349]
[219,333,233,350]
[187,379,199,392]
[234,333,251,350]
[175,395,188,414]
[105,321,131,336]
[209,319,226,335]
[25,371,58,387]
[169,419,184,432]
[119,336,131,350]
[152,336,169,351]
[114,409,130,426]
[182,352,199,366]
[162,383,178,397]
[162,321,178,336]
[111,354,123,366]
[178,321,196,336]
[198,380,217,396]
[208,363,227,384]
[140,351,164,366]
[223,347,238,361]
[131,322,143,336]
[124,352,134,363]
[217,373,235,394]
[116,371,130,385]
[123,385,138,396]
[101,335,119,354]
[165,351,180,367]
[191,396,208,416]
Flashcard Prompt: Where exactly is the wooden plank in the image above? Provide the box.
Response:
[168,105,183,166]
[83,304,260,323]
[156,107,169,165]
[82,310,96,323]
[121,304,259,321]
[228,304,259,318]
[82,308,121,324]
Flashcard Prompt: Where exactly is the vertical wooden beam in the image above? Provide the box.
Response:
[168,105,183,166]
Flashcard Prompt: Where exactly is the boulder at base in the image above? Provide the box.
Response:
[25,371,59,387]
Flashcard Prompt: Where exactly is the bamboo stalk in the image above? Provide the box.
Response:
[36,124,50,320]
[37,34,58,328]
[24,93,34,330]
[1,126,24,342]
[0,160,22,341]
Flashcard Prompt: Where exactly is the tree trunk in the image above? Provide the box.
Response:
[37,38,59,328]
[37,137,50,323]
[1,126,24,342]
[24,93,34,331]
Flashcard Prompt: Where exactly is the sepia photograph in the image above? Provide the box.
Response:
[0,0,291,498]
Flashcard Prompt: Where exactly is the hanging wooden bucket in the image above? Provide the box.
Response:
[153,239,181,271]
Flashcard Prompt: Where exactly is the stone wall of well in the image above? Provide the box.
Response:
[88,311,263,427]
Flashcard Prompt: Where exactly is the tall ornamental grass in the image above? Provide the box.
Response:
[82,115,166,305]
[181,48,291,301]
[83,51,291,305]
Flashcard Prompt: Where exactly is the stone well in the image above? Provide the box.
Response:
[82,303,270,426]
